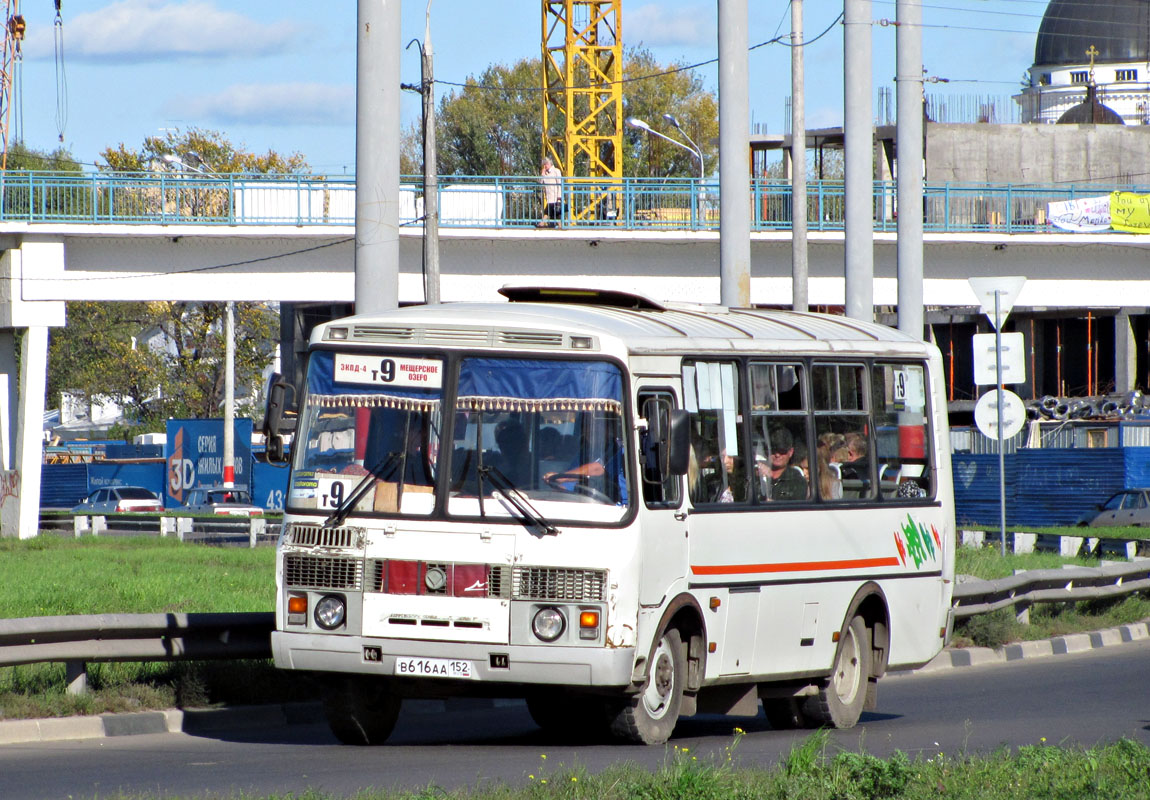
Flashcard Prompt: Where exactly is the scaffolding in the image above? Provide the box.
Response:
[542,0,622,222]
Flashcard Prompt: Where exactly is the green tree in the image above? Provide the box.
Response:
[5,141,82,171]
[101,127,308,175]
[403,48,718,178]
[618,47,718,179]
[3,142,85,218]
[48,301,280,432]
[48,130,294,432]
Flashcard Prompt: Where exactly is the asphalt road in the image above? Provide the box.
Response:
[2,640,1149,800]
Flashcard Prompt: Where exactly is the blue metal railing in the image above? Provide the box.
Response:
[0,170,1141,233]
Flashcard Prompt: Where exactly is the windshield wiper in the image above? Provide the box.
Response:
[323,451,402,528]
[479,465,559,536]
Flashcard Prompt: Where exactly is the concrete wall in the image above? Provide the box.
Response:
[926,123,1150,185]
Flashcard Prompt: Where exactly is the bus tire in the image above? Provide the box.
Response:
[322,677,401,746]
[762,698,805,730]
[803,615,871,729]
[609,627,685,745]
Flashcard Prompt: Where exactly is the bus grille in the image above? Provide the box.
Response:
[286,524,363,549]
[367,560,511,598]
[512,567,606,601]
[284,554,363,590]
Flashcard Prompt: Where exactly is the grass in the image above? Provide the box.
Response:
[951,543,1150,647]
[0,535,315,720]
[57,731,1150,799]
[0,535,274,616]
[1,534,1149,721]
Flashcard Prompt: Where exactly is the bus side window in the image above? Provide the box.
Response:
[749,362,811,503]
[813,363,874,501]
[682,361,745,505]
[872,363,932,499]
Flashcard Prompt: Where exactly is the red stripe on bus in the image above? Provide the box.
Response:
[691,556,902,576]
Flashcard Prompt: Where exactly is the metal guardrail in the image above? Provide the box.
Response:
[1,169,1145,233]
[952,560,1150,619]
[40,514,281,547]
[0,613,273,694]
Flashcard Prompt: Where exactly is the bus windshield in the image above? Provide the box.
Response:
[288,352,630,523]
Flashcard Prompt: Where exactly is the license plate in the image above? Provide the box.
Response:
[394,657,474,679]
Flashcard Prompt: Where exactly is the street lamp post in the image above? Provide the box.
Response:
[626,116,704,225]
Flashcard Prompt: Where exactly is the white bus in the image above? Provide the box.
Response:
[265,287,955,745]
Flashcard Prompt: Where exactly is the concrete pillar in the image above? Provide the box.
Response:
[0,240,66,539]
[0,327,49,539]
[1115,309,1135,394]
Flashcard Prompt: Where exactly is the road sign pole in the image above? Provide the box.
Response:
[996,290,1006,556]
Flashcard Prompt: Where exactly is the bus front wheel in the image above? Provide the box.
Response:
[804,615,871,729]
[322,676,401,745]
[609,627,685,745]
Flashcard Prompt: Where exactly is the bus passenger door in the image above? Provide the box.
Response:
[636,388,689,607]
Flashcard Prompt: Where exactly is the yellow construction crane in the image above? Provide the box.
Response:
[542,0,622,222]
[0,0,25,169]
[0,1,65,170]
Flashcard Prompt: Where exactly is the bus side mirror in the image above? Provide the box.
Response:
[666,408,690,476]
[262,372,297,464]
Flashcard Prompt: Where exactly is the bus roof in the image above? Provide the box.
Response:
[313,287,933,358]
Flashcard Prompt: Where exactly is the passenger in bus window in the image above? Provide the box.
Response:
[756,427,807,501]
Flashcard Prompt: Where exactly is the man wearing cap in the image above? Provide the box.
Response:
[756,426,808,501]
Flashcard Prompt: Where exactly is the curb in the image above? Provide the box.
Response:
[0,697,522,746]
[2,624,1148,746]
[911,620,1150,673]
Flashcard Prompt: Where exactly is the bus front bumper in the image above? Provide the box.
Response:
[272,630,637,687]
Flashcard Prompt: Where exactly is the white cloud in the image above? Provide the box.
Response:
[25,0,304,61]
[627,3,715,49]
[170,83,354,127]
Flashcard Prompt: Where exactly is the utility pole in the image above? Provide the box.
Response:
[355,0,401,314]
[790,0,808,312]
[896,0,924,339]
[844,0,874,322]
[223,300,235,490]
[421,0,440,305]
[718,0,751,308]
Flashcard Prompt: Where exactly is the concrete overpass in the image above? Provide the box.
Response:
[3,219,1150,536]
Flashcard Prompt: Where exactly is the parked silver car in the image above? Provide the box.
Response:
[72,486,165,514]
[182,486,264,517]
[1080,489,1150,527]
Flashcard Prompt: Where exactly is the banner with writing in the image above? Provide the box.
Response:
[1046,196,1111,232]
[1110,191,1150,233]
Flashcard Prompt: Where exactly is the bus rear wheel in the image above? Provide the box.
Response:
[608,627,685,745]
[322,676,401,746]
[803,615,871,729]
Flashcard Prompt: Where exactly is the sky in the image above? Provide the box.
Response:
[12,0,1046,175]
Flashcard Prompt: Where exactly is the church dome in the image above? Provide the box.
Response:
[1034,0,1150,67]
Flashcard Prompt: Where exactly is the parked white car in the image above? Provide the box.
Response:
[182,486,264,517]
[72,486,165,514]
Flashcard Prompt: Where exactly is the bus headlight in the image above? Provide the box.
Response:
[531,607,566,642]
[314,595,346,630]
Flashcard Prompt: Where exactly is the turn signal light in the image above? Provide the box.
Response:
[288,595,308,614]
[579,610,599,628]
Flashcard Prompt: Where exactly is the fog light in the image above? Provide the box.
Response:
[314,595,346,630]
[531,607,565,642]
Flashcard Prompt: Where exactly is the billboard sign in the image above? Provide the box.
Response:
[165,418,253,507]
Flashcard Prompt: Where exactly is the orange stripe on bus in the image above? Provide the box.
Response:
[691,556,902,576]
